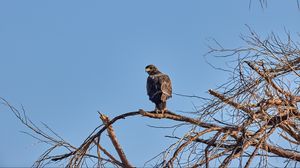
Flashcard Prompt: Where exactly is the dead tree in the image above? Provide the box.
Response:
[2,29,300,167]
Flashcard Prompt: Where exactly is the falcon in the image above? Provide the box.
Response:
[145,64,172,114]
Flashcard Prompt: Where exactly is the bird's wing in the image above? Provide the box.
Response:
[159,74,172,98]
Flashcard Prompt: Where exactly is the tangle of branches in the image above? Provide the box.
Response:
[2,29,300,167]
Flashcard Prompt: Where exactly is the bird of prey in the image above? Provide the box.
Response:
[145,64,172,114]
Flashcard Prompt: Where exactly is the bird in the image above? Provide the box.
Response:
[145,64,172,114]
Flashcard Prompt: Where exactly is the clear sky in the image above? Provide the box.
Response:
[0,0,299,167]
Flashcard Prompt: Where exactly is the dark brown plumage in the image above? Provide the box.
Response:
[145,64,172,113]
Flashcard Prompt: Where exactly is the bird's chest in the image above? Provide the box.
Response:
[149,75,159,84]
[149,75,160,89]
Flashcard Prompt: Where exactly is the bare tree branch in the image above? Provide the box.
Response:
[99,113,133,168]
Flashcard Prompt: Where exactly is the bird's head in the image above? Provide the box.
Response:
[145,64,159,75]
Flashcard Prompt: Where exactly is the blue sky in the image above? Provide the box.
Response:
[0,0,299,167]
